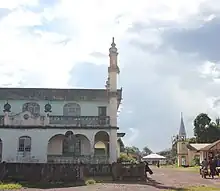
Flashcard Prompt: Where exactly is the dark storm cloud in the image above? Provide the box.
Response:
[162,17,220,62]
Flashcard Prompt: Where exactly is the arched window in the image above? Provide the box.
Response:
[63,103,81,116]
[22,102,40,117]
[18,136,31,152]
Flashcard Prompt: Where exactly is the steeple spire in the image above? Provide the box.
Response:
[111,37,116,47]
[109,37,118,55]
[179,112,186,139]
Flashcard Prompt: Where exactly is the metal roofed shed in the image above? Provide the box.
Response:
[143,153,166,160]
[142,153,166,165]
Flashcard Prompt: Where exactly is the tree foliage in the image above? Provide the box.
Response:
[193,113,220,143]
[142,146,153,155]
[117,153,137,163]
[124,146,140,154]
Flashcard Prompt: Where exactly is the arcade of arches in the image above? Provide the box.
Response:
[47,131,110,157]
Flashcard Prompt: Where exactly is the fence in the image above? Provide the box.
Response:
[0,162,145,183]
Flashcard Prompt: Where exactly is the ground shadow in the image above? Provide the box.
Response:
[18,181,86,189]
[91,176,188,191]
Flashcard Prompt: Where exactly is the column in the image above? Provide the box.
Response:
[109,129,117,163]
[4,112,10,125]
[90,138,94,156]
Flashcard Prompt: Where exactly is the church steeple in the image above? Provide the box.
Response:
[178,112,186,140]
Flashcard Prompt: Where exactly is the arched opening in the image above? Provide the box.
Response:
[63,103,81,116]
[0,139,2,162]
[48,132,91,155]
[22,102,40,117]
[94,131,109,156]
[75,134,91,156]
[48,134,66,155]
[18,136,31,152]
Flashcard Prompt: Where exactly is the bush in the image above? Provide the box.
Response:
[117,153,138,163]
[191,157,200,166]
[0,183,22,190]
[85,179,96,185]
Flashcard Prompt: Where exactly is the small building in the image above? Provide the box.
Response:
[142,153,166,165]
[199,140,220,161]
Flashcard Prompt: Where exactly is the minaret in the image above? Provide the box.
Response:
[107,37,120,127]
[178,112,186,140]
[107,37,120,163]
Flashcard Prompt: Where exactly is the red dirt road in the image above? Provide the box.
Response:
[22,167,220,191]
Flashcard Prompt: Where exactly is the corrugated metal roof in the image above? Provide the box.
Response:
[200,140,220,151]
[142,153,166,159]
[0,87,122,101]
[189,143,211,150]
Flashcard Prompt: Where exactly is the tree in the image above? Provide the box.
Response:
[142,146,153,155]
[193,113,220,143]
[124,146,140,154]
[186,137,197,143]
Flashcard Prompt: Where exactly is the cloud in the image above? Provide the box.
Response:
[1,0,220,151]
[162,16,220,62]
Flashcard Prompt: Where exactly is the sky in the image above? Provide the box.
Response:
[1,0,220,152]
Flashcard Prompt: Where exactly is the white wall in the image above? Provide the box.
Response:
[0,100,109,116]
[0,128,117,163]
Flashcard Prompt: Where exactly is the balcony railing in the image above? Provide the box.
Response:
[47,155,109,164]
[49,116,110,126]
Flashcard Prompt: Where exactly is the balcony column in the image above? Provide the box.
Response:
[90,138,95,156]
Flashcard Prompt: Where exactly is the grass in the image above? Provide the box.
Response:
[166,186,220,191]
[0,182,22,190]
[161,165,200,173]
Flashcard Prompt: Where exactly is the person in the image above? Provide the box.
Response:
[145,161,153,176]
[157,161,160,168]
[210,158,217,179]
[201,158,208,177]
[201,158,208,170]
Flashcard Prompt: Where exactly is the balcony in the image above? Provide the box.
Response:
[49,116,110,127]
[0,115,110,127]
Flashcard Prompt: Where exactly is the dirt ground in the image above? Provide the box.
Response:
[22,167,220,191]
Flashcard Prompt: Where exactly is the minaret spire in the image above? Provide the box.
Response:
[111,37,116,47]
[179,112,186,140]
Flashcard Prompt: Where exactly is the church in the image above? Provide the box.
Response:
[0,38,125,164]
[176,113,220,167]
